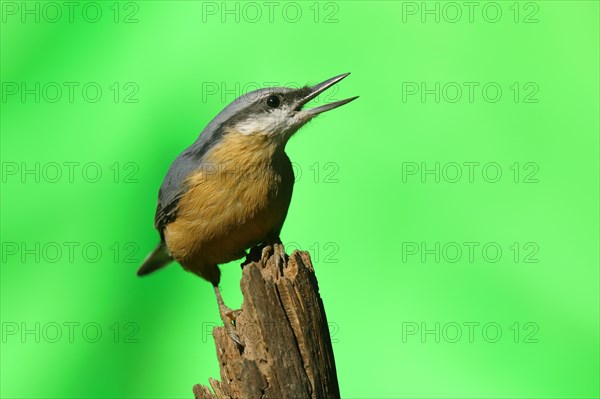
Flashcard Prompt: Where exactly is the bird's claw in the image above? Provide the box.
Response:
[218,304,244,349]
[261,242,287,270]
[220,305,242,322]
[214,286,244,349]
[260,245,272,265]
[273,242,287,270]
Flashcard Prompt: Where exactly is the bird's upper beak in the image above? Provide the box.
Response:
[294,73,359,116]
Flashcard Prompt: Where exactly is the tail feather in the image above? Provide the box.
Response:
[137,241,173,276]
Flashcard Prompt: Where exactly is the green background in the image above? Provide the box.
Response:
[1,1,599,398]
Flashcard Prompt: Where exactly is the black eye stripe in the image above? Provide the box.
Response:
[266,95,281,108]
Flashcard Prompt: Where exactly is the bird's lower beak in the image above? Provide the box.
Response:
[295,73,359,116]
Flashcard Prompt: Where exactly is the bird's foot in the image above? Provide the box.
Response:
[214,286,244,349]
[261,242,287,270]
[218,304,244,348]
[219,303,242,323]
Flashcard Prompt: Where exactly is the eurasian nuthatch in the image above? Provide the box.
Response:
[138,73,357,343]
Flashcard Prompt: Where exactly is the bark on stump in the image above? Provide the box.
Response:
[193,250,340,399]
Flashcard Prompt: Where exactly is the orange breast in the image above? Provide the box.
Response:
[164,130,294,274]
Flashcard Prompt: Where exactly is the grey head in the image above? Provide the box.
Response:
[154,73,358,234]
[196,72,358,146]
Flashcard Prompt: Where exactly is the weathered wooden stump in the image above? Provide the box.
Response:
[193,250,339,399]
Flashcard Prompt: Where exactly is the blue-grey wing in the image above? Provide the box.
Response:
[154,152,196,234]
[153,129,224,235]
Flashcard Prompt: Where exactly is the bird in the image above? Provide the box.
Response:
[137,73,358,345]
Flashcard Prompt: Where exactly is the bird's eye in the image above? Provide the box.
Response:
[266,95,281,108]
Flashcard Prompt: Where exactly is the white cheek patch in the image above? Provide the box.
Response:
[234,108,301,136]
[234,117,271,135]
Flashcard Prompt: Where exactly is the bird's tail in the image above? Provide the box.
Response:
[137,241,173,276]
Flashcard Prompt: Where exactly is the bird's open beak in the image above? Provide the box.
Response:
[295,73,359,116]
